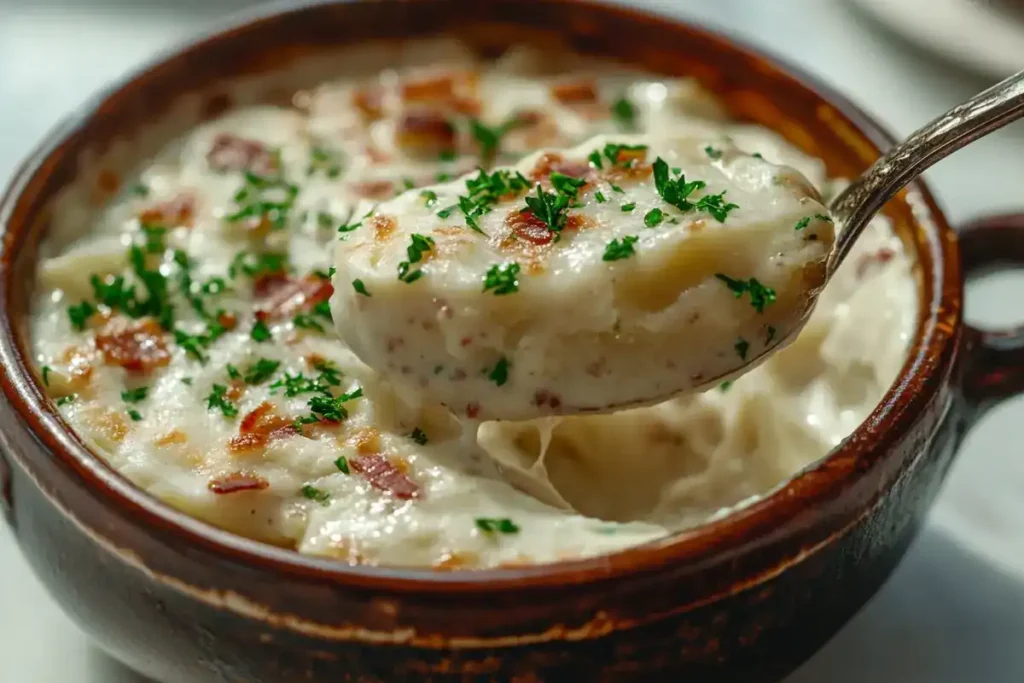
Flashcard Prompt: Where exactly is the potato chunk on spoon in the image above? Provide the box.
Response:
[331,133,834,421]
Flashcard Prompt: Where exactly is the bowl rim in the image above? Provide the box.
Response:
[0,0,961,593]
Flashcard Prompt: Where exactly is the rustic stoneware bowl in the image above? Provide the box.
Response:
[1,1,1023,681]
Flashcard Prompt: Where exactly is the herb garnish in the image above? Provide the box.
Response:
[41,366,51,387]
[469,116,522,158]
[307,146,342,178]
[226,172,299,231]
[397,234,435,284]
[482,262,521,295]
[489,356,510,387]
[523,184,571,236]
[243,358,281,385]
[67,301,95,331]
[475,517,520,534]
[300,484,331,505]
[588,149,603,168]
[127,409,143,422]
[611,96,637,129]
[227,364,242,380]
[56,394,77,407]
[420,190,438,207]
[229,251,288,280]
[294,387,364,426]
[352,279,371,296]
[795,213,832,231]
[714,274,777,313]
[409,427,428,445]
[704,145,723,160]
[620,202,636,212]
[694,192,740,223]
[610,183,625,194]
[250,320,272,342]
[595,191,607,203]
[205,384,238,417]
[121,386,148,403]
[644,208,664,227]
[652,157,738,223]
[602,142,647,167]
[602,235,639,261]
[334,456,350,474]
[292,313,325,334]
[720,381,733,392]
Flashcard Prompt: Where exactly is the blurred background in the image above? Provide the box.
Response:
[1,0,1023,681]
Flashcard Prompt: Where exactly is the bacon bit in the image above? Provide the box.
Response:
[347,427,382,455]
[857,248,896,278]
[95,318,170,373]
[610,146,648,166]
[529,153,593,183]
[352,86,384,119]
[350,454,421,500]
[605,162,653,184]
[395,112,456,157]
[460,336,473,348]
[465,402,480,419]
[533,390,562,410]
[217,311,238,331]
[92,409,128,444]
[550,80,599,105]
[155,430,188,447]
[252,272,291,299]
[506,209,554,246]
[351,179,395,200]
[224,380,245,402]
[255,274,333,322]
[400,70,478,106]
[208,472,270,495]
[565,213,596,232]
[363,144,391,165]
[230,401,298,454]
[305,353,328,368]
[206,133,278,176]
[96,169,120,195]
[139,193,195,229]
[370,214,397,242]
[511,109,545,127]
[67,350,93,385]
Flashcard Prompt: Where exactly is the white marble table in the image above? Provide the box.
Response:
[2,1,1023,681]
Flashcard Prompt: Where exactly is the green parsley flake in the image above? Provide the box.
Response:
[335,456,350,474]
[794,217,811,231]
[127,409,143,422]
[41,366,51,387]
[409,427,428,445]
[227,364,242,380]
[56,394,76,407]
[420,190,438,207]
[652,157,739,223]
[130,182,150,197]
[482,262,521,296]
[293,313,325,334]
[620,202,636,212]
[588,150,603,168]
[226,172,299,231]
[610,184,625,194]
[694,192,740,223]
[294,387,364,426]
[719,381,733,392]
[602,235,639,262]
[352,279,371,297]
[475,517,520,534]
[121,386,148,403]
[611,96,637,129]
[67,301,95,331]
[397,234,435,284]
[301,484,330,505]
[205,384,238,417]
[524,184,572,236]
[714,274,777,313]
[307,146,342,178]
[735,337,750,360]
[250,320,272,343]
[244,358,280,385]
[602,143,647,167]
[704,145,723,159]
[644,208,664,228]
[229,251,288,280]
[595,191,607,203]
[469,117,521,158]
[489,356,510,387]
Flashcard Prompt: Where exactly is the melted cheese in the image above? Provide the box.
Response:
[28,41,916,569]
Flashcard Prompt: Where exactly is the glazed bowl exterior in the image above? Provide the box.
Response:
[1,2,1023,681]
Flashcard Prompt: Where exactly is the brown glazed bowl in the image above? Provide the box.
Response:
[1,1,1023,681]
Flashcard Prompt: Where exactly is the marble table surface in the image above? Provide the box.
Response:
[2,1,1023,681]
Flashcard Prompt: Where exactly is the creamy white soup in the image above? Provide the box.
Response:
[30,40,916,569]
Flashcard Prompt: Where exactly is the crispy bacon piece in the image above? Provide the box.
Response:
[351,454,421,500]
[352,179,396,200]
[95,318,170,373]
[400,70,479,114]
[370,214,397,242]
[352,86,384,119]
[217,311,238,331]
[252,272,292,299]
[529,153,593,183]
[139,193,195,229]
[507,210,554,246]
[229,401,298,454]
[550,80,599,105]
[208,472,270,495]
[206,133,278,176]
[255,274,333,322]
[395,112,457,157]
[856,247,896,278]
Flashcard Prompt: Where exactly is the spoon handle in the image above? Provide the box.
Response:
[828,70,1024,273]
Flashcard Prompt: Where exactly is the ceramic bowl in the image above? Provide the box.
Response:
[1,1,1022,681]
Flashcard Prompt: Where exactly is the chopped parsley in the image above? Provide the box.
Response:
[595,191,607,203]
[397,234,435,284]
[292,313,325,334]
[652,157,738,223]
[550,172,586,197]
[243,358,280,385]
[588,149,603,168]
[644,208,664,228]
[121,386,148,403]
[704,145,723,160]
[451,169,532,235]
[409,427,428,445]
[337,218,362,234]
[602,235,639,262]
[140,225,167,254]
[227,364,242,380]
[294,387,364,426]
[714,274,777,313]
[420,190,438,207]
[602,142,647,167]
[41,366,51,387]
[300,484,330,505]
[795,213,832,230]
[719,381,733,392]
[611,96,637,129]
[620,202,636,212]
[226,172,299,231]
[475,517,520,534]
[229,251,288,279]
[201,277,228,296]
[127,409,143,422]
[250,320,272,343]
[610,183,624,194]
[181,377,193,386]
[307,146,342,178]
[735,337,750,360]
[67,301,95,331]
[56,394,76,407]
[352,279,371,296]
[174,328,211,363]
[438,149,457,162]
[334,456,350,474]
[130,182,150,197]
[469,116,522,158]
[205,384,238,417]
[489,356,510,387]
[482,262,521,296]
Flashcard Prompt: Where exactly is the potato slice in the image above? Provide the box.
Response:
[330,134,834,421]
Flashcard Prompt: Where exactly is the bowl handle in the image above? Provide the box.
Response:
[957,213,1024,413]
